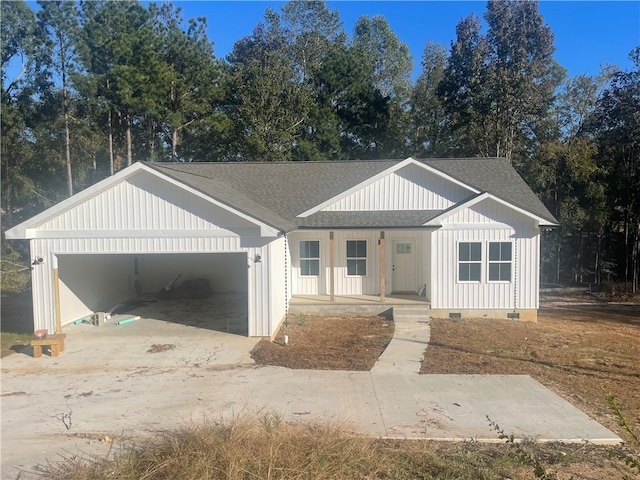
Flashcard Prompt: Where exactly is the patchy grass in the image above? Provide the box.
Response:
[2,290,35,357]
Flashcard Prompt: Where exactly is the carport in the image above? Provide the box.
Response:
[5,162,285,338]
[56,252,249,335]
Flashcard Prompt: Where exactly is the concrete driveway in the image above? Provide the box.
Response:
[1,314,621,479]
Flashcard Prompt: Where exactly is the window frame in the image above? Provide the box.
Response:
[458,241,482,283]
[346,239,367,276]
[299,240,320,277]
[488,241,512,282]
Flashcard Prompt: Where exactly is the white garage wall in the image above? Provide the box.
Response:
[58,254,135,323]
[268,236,288,335]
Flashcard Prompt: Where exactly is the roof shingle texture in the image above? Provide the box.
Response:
[146,158,556,232]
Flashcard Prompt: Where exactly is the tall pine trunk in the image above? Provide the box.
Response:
[172,127,178,161]
[126,113,132,166]
[63,78,73,196]
[108,108,114,175]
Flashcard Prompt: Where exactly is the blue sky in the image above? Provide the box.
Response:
[175,1,639,79]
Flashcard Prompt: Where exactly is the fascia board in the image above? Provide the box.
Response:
[29,228,262,239]
[424,192,558,227]
[297,157,480,218]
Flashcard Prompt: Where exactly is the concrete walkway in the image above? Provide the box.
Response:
[372,305,431,373]
[0,315,622,479]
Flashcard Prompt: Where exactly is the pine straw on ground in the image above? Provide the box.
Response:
[250,314,394,371]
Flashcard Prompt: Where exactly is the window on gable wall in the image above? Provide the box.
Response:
[300,240,320,276]
[489,242,512,281]
[458,242,481,282]
[346,240,367,276]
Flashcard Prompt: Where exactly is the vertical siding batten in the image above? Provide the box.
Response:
[321,165,474,212]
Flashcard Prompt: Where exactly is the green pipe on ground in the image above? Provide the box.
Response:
[115,316,139,326]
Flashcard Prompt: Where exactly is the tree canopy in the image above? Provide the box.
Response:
[1,0,639,292]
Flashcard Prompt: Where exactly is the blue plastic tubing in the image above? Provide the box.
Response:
[115,316,138,326]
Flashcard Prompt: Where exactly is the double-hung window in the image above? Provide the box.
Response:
[489,242,512,281]
[346,240,367,276]
[300,240,320,276]
[458,242,481,282]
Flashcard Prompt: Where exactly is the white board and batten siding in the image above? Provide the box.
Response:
[430,198,540,311]
[290,231,382,295]
[289,162,478,297]
[27,173,280,337]
[321,163,472,211]
[38,173,254,234]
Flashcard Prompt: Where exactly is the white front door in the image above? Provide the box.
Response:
[392,240,417,293]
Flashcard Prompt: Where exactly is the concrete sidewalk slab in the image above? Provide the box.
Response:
[372,310,430,373]
[369,373,620,443]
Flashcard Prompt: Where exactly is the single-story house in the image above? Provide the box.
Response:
[6,157,557,337]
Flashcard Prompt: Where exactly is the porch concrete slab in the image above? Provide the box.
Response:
[289,294,427,316]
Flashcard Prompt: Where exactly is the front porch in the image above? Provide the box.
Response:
[289,294,429,317]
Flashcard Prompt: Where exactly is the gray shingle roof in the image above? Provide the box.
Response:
[299,211,443,229]
[146,158,557,233]
[420,158,556,224]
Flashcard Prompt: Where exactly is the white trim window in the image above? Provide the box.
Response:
[458,242,481,282]
[489,242,512,282]
[300,240,320,276]
[346,240,367,276]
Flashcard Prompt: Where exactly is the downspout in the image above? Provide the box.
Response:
[52,255,62,334]
[379,231,385,303]
[284,233,289,328]
[329,231,335,302]
[513,239,519,312]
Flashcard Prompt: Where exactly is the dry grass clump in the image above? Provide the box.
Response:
[36,415,528,480]
[0,331,33,358]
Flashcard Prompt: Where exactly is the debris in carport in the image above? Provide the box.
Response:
[111,300,152,315]
[159,276,212,300]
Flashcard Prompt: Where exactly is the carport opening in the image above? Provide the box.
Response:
[57,253,248,335]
